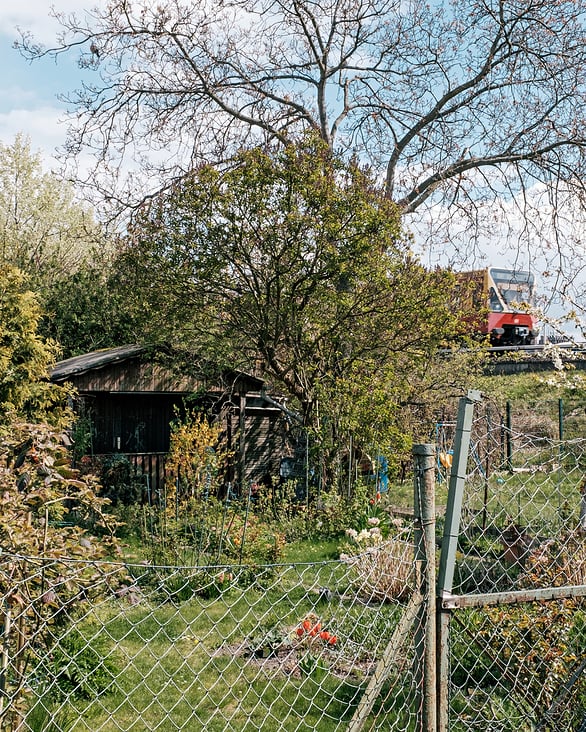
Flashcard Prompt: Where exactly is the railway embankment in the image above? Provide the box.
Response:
[486,342,586,375]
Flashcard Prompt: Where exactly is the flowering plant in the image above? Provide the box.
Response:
[346,482,393,539]
[292,613,338,679]
[340,490,413,601]
[293,614,337,647]
[340,527,414,602]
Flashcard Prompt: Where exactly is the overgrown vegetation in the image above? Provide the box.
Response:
[119,136,480,485]
[2,360,586,730]
[2,128,586,730]
[0,266,122,730]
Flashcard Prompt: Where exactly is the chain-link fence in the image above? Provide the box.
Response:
[440,392,586,732]
[1,392,585,731]
[0,546,426,732]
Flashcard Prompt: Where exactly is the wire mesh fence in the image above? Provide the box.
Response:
[451,400,586,593]
[441,398,586,732]
[1,394,586,731]
[0,546,425,732]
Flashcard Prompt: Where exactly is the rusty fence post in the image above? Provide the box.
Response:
[413,443,436,732]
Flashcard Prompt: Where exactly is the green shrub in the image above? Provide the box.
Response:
[451,602,586,729]
[42,629,118,700]
[99,454,143,506]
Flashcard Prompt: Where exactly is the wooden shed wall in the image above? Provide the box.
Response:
[82,393,182,453]
[240,411,287,485]
[68,359,206,394]
[58,351,298,491]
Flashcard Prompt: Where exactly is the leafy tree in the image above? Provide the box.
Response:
[0,135,130,358]
[40,248,144,357]
[120,138,471,483]
[18,0,586,299]
[0,265,68,425]
[0,135,104,291]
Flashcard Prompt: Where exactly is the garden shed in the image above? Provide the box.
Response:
[50,345,302,494]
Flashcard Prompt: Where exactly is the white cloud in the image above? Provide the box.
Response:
[1,2,89,46]
[0,84,37,107]
[0,106,66,162]
[0,2,100,164]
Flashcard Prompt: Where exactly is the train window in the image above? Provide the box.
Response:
[489,287,503,311]
[489,268,535,310]
[502,287,523,306]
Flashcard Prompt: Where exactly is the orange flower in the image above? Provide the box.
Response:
[328,635,337,645]
[302,619,312,631]
[320,630,331,641]
[296,627,304,636]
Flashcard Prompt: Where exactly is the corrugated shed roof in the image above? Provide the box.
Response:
[50,345,147,381]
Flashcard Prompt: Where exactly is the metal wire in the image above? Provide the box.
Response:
[1,400,585,731]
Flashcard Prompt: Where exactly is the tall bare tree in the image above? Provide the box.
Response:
[17,0,586,317]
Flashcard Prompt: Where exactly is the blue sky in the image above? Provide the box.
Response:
[0,2,93,165]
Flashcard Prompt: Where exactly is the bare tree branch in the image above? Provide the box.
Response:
[15,0,586,296]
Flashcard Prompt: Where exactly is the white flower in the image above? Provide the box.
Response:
[367,517,380,526]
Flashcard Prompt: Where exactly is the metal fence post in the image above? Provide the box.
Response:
[414,443,436,732]
[578,480,586,534]
[0,603,10,719]
[506,400,513,472]
[436,390,481,732]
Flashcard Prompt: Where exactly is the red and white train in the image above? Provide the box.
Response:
[456,267,539,347]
